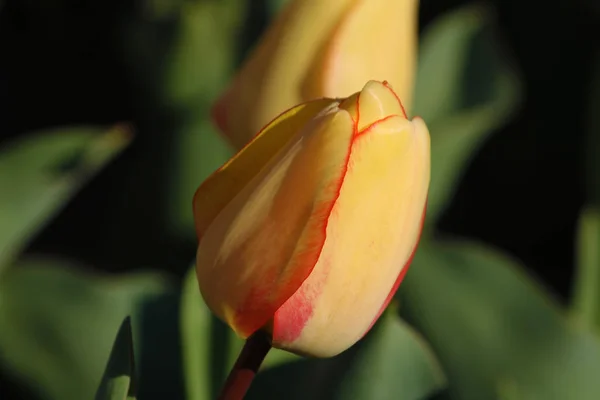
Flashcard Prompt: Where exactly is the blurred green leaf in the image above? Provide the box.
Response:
[399,240,600,400]
[246,309,446,400]
[95,316,137,400]
[0,125,132,270]
[413,5,521,226]
[180,266,212,400]
[163,0,247,109]
[0,257,174,400]
[572,208,600,334]
[495,377,540,400]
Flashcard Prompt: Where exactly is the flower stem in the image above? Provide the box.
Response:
[217,331,271,400]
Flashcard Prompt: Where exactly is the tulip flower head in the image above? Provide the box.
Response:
[212,0,419,149]
[194,80,430,358]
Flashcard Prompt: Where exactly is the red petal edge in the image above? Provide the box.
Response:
[382,80,407,118]
[232,116,358,339]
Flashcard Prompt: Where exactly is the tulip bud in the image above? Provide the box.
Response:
[194,80,430,357]
[213,0,419,149]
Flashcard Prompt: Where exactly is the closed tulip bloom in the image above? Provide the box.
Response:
[212,0,419,149]
[194,81,430,357]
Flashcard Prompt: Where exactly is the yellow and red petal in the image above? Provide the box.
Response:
[193,98,336,241]
[272,114,430,357]
[196,107,356,338]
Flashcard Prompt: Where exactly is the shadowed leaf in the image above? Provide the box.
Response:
[95,316,137,400]
[400,240,600,400]
[0,125,132,270]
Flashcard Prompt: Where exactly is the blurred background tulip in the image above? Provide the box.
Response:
[1,0,600,400]
[212,0,419,148]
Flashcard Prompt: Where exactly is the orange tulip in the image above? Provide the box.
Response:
[194,81,430,357]
[212,0,419,149]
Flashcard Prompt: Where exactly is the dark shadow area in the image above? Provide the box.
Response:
[136,292,185,399]
[209,315,232,399]
[246,345,360,400]
[234,0,269,67]
[437,0,597,301]
[0,369,43,400]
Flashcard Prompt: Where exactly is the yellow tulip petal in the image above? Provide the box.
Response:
[339,80,407,131]
[364,202,426,333]
[302,0,418,111]
[214,0,355,148]
[273,114,430,357]
[193,98,336,241]
[196,108,356,338]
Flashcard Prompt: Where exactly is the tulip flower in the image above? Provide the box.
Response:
[212,0,419,149]
[194,80,430,360]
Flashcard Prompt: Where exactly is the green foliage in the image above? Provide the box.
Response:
[0,126,131,270]
[572,208,600,334]
[180,266,214,400]
[0,258,175,400]
[95,317,137,400]
[400,240,600,400]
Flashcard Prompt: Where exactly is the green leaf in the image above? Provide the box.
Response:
[413,5,522,225]
[180,266,213,400]
[0,125,132,270]
[162,0,247,109]
[0,257,174,400]
[246,309,446,400]
[572,208,600,334]
[95,316,137,400]
[399,240,600,400]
